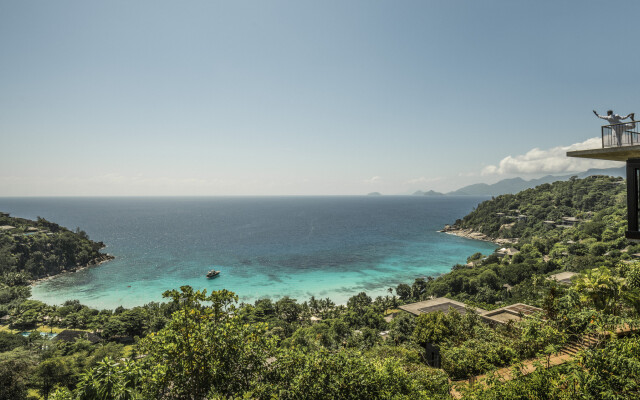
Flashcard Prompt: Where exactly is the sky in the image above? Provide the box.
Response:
[1,1,639,196]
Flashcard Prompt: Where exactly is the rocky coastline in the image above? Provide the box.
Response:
[30,252,115,286]
[439,225,517,245]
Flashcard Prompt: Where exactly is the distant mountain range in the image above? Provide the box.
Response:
[413,167,625,197]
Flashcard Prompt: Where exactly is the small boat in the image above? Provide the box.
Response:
[206,270,220,278]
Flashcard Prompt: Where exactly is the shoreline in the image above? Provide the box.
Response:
[439,225,517,246]
[30,253,115,286]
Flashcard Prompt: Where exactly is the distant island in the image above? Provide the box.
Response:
[413,190,445,196]
[367,192,382,196]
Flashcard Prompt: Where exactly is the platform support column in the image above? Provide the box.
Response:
[626,159,640,240]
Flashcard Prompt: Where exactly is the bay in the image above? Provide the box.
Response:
[0,196,496,309]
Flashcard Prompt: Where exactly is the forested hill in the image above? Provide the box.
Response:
[0,212,113,281]
[451,175,626,240]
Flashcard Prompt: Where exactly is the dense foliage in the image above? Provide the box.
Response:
[455,175,625,240]
[3,175,640,399]
[0,213,111,282]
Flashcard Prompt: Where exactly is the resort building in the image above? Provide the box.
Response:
[480,303,542,327]
[398,298,541,368]
[561,216,580,226]
[547,271,578,285]
[398,297,486,316]
[54,330,102,344]
[496,247,519,258]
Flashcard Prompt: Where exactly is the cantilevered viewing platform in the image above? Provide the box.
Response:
[567,121,640,240]
[567,120,640,160]
[567,145,640,161]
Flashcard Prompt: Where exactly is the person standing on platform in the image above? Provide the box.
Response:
[593,109,636,146]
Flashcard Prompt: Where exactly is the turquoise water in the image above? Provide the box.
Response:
[1,196,496,309]
[20,332,58,339]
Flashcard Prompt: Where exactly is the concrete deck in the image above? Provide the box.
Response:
[480,303,542,325]
[547,271,578,285]
[567,145,640,161]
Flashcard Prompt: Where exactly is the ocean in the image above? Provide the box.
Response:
[0,196,496,309]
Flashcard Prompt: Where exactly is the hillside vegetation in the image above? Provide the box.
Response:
[0,214,112,281]
[455,175,625,239]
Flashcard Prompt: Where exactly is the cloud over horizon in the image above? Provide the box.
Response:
[363,176,381,184]
[482,138,624,176]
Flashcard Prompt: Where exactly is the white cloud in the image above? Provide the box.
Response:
[482,137,623,175]
[363,176,381,184]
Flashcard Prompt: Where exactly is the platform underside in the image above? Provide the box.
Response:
[567,146,640,161]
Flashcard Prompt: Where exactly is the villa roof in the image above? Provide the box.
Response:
[54,330,101,344]
[0,225,15,231]
[480,303,542,325]
[496,247,519,256]
[399,297,486,316]
[547,271,578,285]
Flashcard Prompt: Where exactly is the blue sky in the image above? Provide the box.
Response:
[1,1,638,195]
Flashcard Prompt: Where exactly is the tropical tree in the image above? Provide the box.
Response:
[35,357,74,400]
[573,267,624,314]
[74,358,138,400]
[412,311,450,346]
[135,286,276,399]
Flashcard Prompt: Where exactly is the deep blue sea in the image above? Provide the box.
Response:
[0,196,496,309]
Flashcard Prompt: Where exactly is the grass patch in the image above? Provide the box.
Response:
[36,325,65,334]
[123,344,135,358]
[0,325,17,334]
[0,325,67,334]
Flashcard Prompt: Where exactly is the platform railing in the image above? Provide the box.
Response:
[602,121,640,147]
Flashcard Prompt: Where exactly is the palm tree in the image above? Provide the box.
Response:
[388,287,397,308]
[573,267,622,315]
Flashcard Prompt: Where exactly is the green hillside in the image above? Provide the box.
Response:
[454,175,626,240]
[0,213,112,281]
